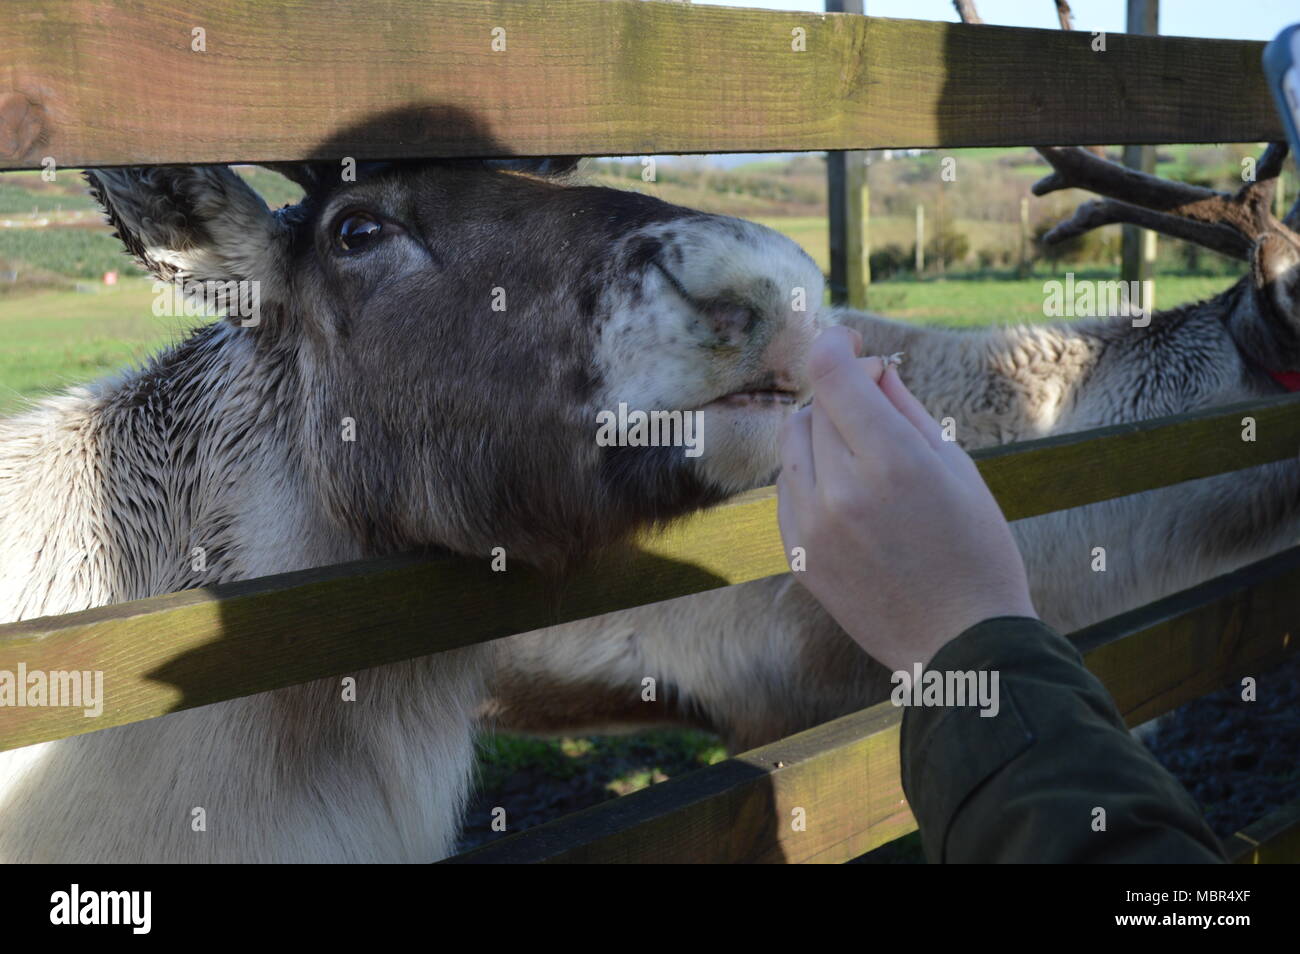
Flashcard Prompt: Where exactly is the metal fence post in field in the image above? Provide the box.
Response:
[1122,0,1160,311]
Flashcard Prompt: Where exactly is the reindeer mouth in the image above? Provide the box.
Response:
[699,374,807,412]
[708,387,800,408]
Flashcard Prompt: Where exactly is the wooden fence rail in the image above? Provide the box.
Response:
[448,543,1300,863]
[3,393,1298,753]
[0,2,1283,170]
[1226,800,1300,864]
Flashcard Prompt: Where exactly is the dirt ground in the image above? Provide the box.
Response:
[456,652,1299,859]
[1147,651,1300,839]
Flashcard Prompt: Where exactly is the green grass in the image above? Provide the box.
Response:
[750,215,1244,327]
[0,170,101,214]
[757,214,1042,276]
[0,181,99,214]
[0,228,145,281]
[231,166,305,209]
[474,729,726,796]
[0,261,1246,417]
[0,282,196,415]
[861,271,1241,327]
[753,215,831,271]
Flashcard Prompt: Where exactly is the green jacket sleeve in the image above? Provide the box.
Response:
[899,616,1226,863]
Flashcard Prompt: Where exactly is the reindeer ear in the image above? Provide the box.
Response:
[1252,230,1300,329]
[85,166,289,289]
[261,160,404,196]
[259,161,337,196]
[486,156,583,177]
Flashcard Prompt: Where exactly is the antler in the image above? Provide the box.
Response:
[1033,143,1298,261]
[951,0,1298,254]
[1053,0,1074,30]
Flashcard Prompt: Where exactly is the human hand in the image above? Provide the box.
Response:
[777,326,1037,672]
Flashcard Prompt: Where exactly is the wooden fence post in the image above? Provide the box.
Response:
[915,203,925,275]
[826,0,868,307]
[1019,195,1031,277]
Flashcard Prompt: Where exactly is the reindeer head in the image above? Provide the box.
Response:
[86,159,824,567]
[1034,143,1300,383]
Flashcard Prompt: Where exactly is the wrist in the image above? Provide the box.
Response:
[870,600,1039,672]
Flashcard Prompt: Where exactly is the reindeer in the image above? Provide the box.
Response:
[481,144,1300,754]
[1,145,1296,861]
[0,158,829,862]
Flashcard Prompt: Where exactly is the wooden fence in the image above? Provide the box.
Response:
[1,0,1296,863]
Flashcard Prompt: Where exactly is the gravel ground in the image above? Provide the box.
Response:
[1145,651,1300,839]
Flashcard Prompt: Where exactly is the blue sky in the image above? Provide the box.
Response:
[700,0,1295,42]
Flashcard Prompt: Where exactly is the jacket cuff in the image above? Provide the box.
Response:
[899,616,1069,862]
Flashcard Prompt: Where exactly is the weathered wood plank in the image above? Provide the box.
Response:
[0,493,782,753]
[0,2,1282,170]
[1225,800,1300,864]
[447,545,1300,863]
[3,394,1299,752]
[974,393,1300,521]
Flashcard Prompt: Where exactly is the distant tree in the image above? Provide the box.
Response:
[869,243,912,281]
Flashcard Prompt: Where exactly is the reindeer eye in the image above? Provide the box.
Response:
[335,212,383,252]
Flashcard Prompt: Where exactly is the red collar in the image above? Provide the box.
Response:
[1266,369,1300,392]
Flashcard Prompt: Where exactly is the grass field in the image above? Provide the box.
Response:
[753,214,1025,274]
[0,257,1245,415]
[0,151,1251,409]
[0,282,189,414]
[858,271,1238,326]
[0,228,147,281]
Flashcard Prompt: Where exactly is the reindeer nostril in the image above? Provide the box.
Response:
[701,299,760,340]
[650,259,763,342]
